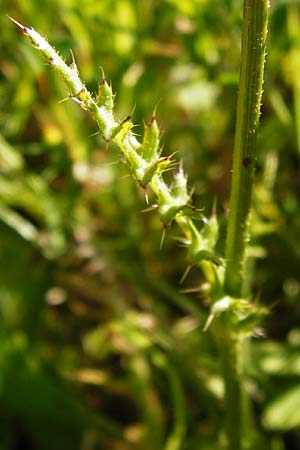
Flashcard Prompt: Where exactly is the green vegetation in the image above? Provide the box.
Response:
[1,1,300,450]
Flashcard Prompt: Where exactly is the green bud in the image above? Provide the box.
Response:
[113,117,147,175]
[97,79,114,110]
[151,169,190,225]
[140,115,159,162]
[180,215,221,266]
[172,167,189,201]
[138,156,170,187]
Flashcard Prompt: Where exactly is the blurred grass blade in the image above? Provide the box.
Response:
[0,204,39,241]
[0,134,24,172]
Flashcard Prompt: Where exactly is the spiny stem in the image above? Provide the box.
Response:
[224,0,269,298]
[221,2,269,450]
[287,3,300,155]
[10,17,220,272]
[213,322,243,449]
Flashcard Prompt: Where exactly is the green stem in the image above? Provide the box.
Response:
[214,323,243,449]
[12,17,219,268]
[287,3,300,155]
[224,0,269,297]
[221,2,269,450]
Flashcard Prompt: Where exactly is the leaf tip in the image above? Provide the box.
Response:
[8,16,28,34]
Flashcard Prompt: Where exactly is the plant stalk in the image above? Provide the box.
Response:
[224,0,269,297]
[287,3,300,155]
[11,17,220,270]
[221,1,269,450]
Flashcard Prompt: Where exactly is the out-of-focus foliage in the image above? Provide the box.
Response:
[1,0,300,449]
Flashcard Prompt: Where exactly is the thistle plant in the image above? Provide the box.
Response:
[9,17,219,272]
[10,1,269,447]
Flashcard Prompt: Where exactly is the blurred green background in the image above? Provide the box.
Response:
[1,1,300,449]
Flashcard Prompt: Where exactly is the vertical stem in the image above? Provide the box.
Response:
[224,0,269,297]
[220,329,243,449]
[287,3,300,155]
[221,2,269,450]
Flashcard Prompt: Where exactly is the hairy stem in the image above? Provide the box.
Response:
[287,3,300,155]
[214,322,243,449]
[224,0,269,297]
[11,17,220,271]
[221,2,269,450]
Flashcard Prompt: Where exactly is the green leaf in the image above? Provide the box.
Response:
[263,384,300,430]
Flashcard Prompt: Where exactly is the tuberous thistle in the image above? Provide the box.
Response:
[11,18,220,270]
